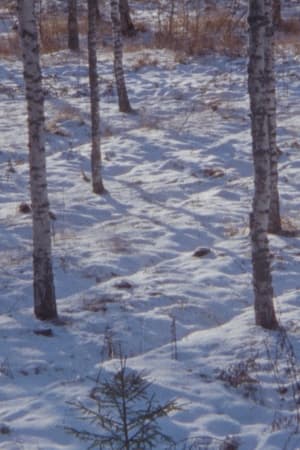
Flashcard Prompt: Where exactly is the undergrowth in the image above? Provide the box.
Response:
[153,1,247,57]
[1,2,300,58]
[218,327,300,449]
[66,357,178,449]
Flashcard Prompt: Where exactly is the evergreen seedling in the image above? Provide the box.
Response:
[67,358,177,449]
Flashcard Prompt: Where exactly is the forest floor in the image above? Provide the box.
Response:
[1,2,300,449]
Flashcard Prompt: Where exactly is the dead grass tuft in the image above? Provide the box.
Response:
[39,14,68,53]
[1,0,16,11]
[276,18,300,55]
[0,32,20,58]
[278,18,300,35]
[132,52,159,70]
[55,105,85,123]
[45,105,85,136]
[278,216,300,238]
[133,21,148,34]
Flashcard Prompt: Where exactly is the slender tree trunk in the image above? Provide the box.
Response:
[68,0,79,51]
[87,0,105,194]
[96,0,104,23]
[248,0,278,330]
[111,0,133,113]
[18,0,57,321]
[266,0,281,233]
[273,0,282,28]
[119,0,136,37]
[168,0,175,35]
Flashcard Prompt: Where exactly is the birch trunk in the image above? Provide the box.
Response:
[68,0,79,51]
[87,0,105,194]
[18,0,57,320]
[265,0,281,233]
[111,0,133,113]
[248,0,278,329]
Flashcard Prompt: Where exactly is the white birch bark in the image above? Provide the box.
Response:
[248,0,278,329]
[87,0,105,194]
[265,0,281,233]
[18,0,57,320]
[111,0,133,113]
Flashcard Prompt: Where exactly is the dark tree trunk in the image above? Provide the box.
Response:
[119,0,136,37]
[273,0,282,28]
[111,0,133,113]
[68,0,79,51]
[266,0,281,233]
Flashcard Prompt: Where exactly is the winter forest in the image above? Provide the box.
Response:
[1,0,300,448]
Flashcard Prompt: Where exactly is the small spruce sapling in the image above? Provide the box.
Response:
[66,357,177,449]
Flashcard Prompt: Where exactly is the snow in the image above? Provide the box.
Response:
[1,3,300,450]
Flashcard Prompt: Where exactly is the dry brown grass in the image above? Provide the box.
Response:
[0,12,89,57]
[278,216,300,237]
[133,21,148,34]
[132,52,159,70]
[0,31,19,58]
[154,8,246,57]
[279,18,300,35]
[276,18,300,55]
[0,6,246,59]
[45,105,86,136]
[0,1,16,13]
[123,40,147,53]
[39,13,88,54]
[39,14,69,53]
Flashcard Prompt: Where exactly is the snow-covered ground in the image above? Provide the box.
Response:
[1,3,300,449]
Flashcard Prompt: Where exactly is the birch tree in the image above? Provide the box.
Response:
[248,0,278,329]
[87,0,105,194]
[18,0,58,320]
[68,0,80,51]
[111,0,133,113]
[265,0,281,233]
